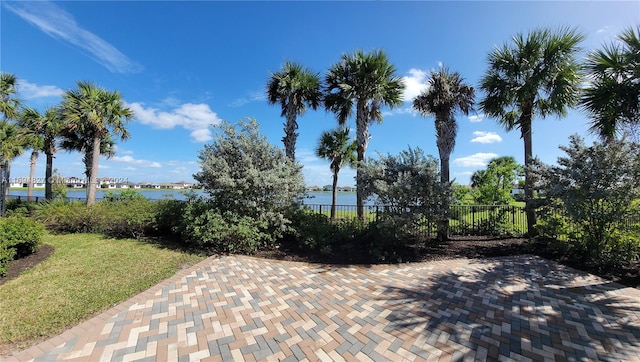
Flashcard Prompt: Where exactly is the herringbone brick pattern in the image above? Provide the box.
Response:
[8,255,640,361]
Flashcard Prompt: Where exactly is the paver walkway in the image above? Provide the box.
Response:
[7,255,640,361]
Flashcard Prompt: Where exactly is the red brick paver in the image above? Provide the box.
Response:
[7,255,640,361]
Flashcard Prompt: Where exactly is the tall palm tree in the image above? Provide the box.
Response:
[0,73,21,121]
[60,128,116,198]
[267,61,322,161]
[413,67,475,241]
[61,81,133,205]
[19,107,64,200]
[479,27,584,236]
[325,50,405,220]
[0,73,21,213]
[581,26,640,140]
[0,121,25,200]
[18,109,45,201]
[315,128,357,221]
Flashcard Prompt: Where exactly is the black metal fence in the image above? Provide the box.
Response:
[304,204,529,237]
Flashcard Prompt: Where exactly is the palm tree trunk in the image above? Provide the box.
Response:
[45,151,53,200]
[438,155,451,241]
[0,160,7,216]
[86,136,101,206]
[4,161,10,201]
[435,116,455,241]
[331,171,338,221]
[283,105,298,161]
[355,102,370,222]
[522,120,537,237]
[27,151,38,201]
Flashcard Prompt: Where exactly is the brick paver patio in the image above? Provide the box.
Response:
[7,254,640,361]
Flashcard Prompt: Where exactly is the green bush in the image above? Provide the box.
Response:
[33,197,162,239]
[0,246,16,277]
[0,217,44,276]
[95,198,157,239]
[534,201,570,240]
[154,199,187,236]
[5,198,41,217]
[103,189,147,201]
[285,208,335,254]
[32,199,93,233]
[531,136,640,265]
[285,208,408,263]
[177,200,272,254]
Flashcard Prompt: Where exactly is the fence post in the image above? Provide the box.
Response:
[472,206,475,234]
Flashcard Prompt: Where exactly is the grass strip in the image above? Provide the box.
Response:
[0,233,205,347]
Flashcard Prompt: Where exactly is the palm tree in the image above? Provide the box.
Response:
[0,121,25,200]
[315,128,357,220]
[61,81,133,205]
[0,73,21,213]
[19,107,64,200]
[18,109,44,201]
[325,50,405,220]
[581,26,640,140]
[413,67,475,241]
[61,128,116,198]
[479,27,584,236]
[267,61,322,161]
[0,73,20,121]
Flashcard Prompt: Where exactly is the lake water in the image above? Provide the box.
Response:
[8,189,363,205]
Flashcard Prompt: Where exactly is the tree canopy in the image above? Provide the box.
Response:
[581,26,640,141]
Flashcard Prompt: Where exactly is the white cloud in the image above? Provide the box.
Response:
[470,131,502,144]
[16,80,63,99]
[437,61,443,68]
[231,91,266,107]
[382,106,418,117]
[468,114,485,123]
[4,1,142,73]
[401,68,429,102]
[113,145,134,156]
[111,155,162,168]
[452,152,498,167]
[127,102,222,142]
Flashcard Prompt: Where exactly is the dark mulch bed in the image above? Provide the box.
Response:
[0,244,55,286]
[2,238,639,289]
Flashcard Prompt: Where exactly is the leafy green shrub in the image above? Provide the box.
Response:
[33,199,92,233]
[177,200,271,254]
[5,198,41,217]
[285,208,336,254]
[285,209,409,263]
[0,246,16,277]
[534,200,570,240]
[154,199,187,236]
[95,198,157,239]
[0,217,44,276]
[194,119,305,245]
[33,197,160,239]
[103,189,147,201]
[531,135,640,265]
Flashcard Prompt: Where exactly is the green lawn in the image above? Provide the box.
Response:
[0,233,205,349]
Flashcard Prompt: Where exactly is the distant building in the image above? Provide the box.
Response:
[66,176,86,188]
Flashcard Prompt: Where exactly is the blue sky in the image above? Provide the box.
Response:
[1,1,638,186]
